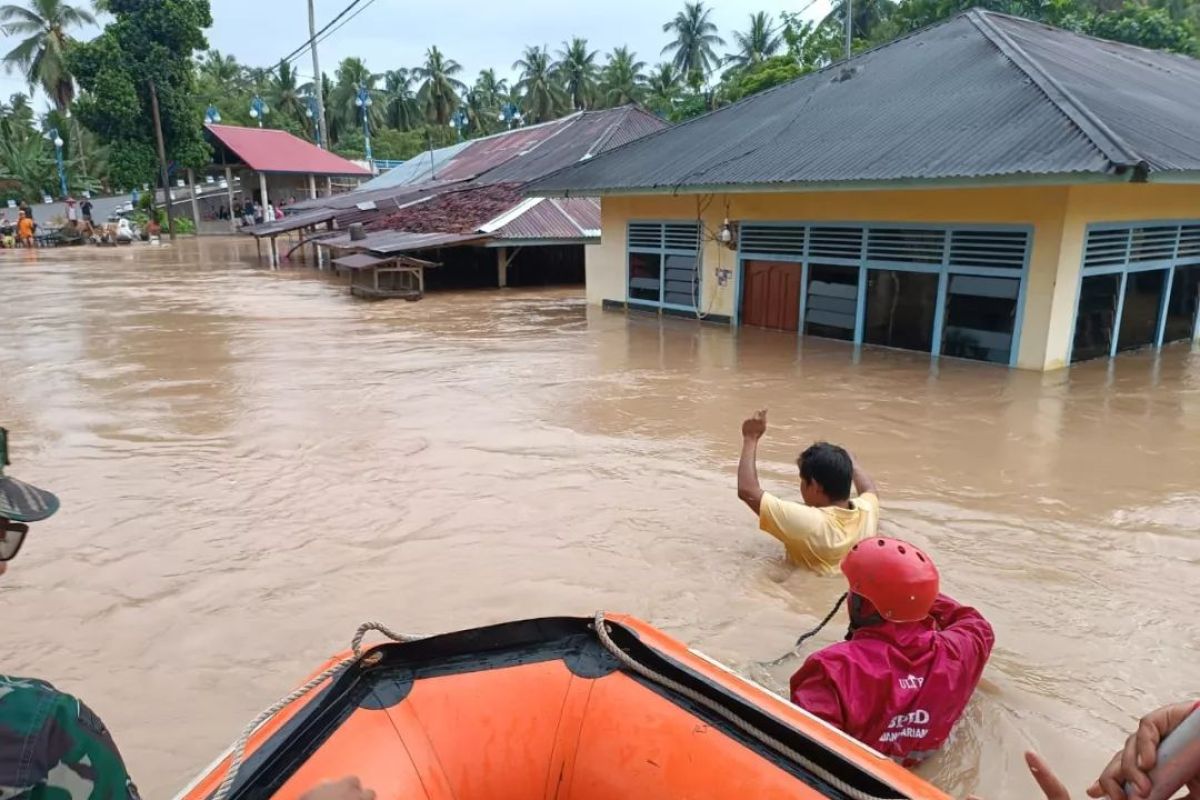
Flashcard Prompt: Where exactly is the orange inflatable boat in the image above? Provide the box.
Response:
[176,614,950,800]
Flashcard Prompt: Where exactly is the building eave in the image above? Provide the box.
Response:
[530,171,1136,198]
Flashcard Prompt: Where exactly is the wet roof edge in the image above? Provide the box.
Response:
[528,171,1139,198]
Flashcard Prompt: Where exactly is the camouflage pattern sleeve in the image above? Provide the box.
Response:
[0,676,139,800]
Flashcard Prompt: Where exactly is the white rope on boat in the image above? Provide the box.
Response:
[209,622,421,800]
[591,611,903,800]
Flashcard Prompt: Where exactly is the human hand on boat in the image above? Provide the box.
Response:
[299,776,376,800]
[1087,701,1200,800]
[742,409,768,440]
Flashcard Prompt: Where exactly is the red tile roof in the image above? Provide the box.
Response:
[366,183,525,235]
[206,124,370,176]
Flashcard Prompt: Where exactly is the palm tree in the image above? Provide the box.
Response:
[726,11,783,67]
[599,46,646,107]
[414,46,466,126]
[332,56,382,134]
[554,37,598,111]
[822,0,896,45]
[382,68,418,130]
[270,60,306,130]
[645,62,682,115]
[513,45,564,123]
[0,0,95,111]
[661,1,725,90]
[473,68,507,110]
[198,50,243,90]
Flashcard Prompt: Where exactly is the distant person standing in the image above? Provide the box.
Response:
[81,197,94,226]
[65,197,78,227]
[737,409,880,574]
[16,210,34,247]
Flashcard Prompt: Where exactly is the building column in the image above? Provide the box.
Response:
[497,247,508,288]
[1013,191,1081,370]
[325,176,333,197]
[308,173,317,200]
[224,166,235,232]
[258,172,269,210]
[187,168,201,233]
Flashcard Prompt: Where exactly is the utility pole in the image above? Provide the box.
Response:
[148,79,176,241]
[309,0,329,149]
[845,0,853,59]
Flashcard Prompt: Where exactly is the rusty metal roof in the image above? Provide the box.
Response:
[320,230,488,254]
[530,10,1200,195]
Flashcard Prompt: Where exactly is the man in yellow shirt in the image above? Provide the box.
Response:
[737,409,879,575]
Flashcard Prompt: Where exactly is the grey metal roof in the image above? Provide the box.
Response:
[530,10,1200,195]
[318,230,487,254]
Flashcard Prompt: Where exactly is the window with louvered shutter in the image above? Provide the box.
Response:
[625,221,702,310]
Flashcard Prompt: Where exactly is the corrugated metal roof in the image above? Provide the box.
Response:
[489,197,601,241]
[320,230,487,254]
[332,253,390,270]
[530,10,1200,195]
[355,141,473,191]
[206,124,371,176]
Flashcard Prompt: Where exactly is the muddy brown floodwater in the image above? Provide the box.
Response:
[1,238,1198,798]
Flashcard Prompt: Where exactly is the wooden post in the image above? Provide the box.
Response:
[308,173,317,199]
[497,247,508,288]
[147,78,176,241]
[225,166,235,232]
[187,168,200,233]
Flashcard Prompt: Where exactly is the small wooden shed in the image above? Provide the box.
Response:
[331,252,438,300]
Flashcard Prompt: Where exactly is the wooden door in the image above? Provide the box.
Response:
[741,261,802,331]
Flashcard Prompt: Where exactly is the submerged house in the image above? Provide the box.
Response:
[248,106,666,289]
[530,11,1200,370]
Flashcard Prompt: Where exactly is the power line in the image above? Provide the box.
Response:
[294,0,379,68]
[276,0,370,67]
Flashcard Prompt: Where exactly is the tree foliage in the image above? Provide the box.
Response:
[69,0,212,189]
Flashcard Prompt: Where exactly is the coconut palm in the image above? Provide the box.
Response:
[661,1,725,90]
[198,50,243,89]
[414,46,466,126]
[645,62,682,115]
[472,68,508,110]
[554,37,598,111]
[599,46,646,107]
[382,68,418,130]
[513,45,564,123]
[726,11,783,67]
[332,56,382,134]
[822,0,896,45]
[0,0,95,111]
[270,60,307,130]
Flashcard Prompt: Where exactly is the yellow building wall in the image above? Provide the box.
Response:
[593,183,1200,371]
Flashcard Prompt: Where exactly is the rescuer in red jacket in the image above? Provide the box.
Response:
[790,537,994,766]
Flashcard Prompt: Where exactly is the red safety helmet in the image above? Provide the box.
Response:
[841,537,939,623]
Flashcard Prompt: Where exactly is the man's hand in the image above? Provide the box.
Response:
[299,777,376,800]
[742,409,767,440]
[1087,702,1200,800]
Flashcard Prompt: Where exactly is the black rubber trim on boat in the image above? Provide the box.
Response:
[209,616,907,800]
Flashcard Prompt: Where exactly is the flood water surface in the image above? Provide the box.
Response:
[1,239,1198,798]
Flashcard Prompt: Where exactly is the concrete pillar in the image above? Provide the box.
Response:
[308,173,317,200]
[325,176,333,197]
[258,172,269,211]
[224,166,235,232]
[187,168,200,233]
[497,247,508,288]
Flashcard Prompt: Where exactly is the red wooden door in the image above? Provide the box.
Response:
[741,261,802,331]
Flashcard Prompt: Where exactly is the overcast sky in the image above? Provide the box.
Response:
[1,0,832,112]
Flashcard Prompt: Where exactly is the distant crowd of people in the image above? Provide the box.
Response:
[230,195,297,227]
[0,197,96,248]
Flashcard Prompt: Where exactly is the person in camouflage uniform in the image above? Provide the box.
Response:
[0,428,139,800]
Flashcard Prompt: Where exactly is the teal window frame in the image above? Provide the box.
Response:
[625,221,703,313]
[734,221,1033,367]
[1068,221,1200,364]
